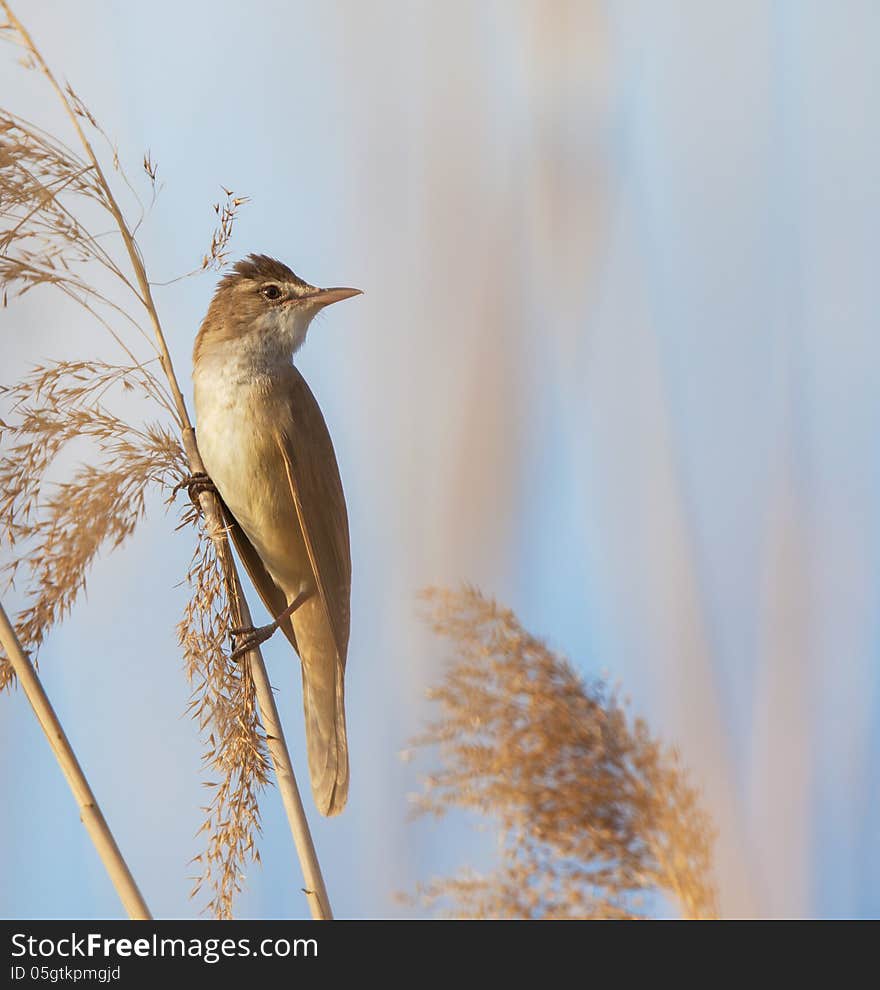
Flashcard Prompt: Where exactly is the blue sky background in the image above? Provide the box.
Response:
[2,0,879,919]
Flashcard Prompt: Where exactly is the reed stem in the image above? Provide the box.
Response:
[0,600,151,920]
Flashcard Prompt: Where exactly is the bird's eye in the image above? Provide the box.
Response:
[261,284,282,301]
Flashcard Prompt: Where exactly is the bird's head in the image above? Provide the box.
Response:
[194,254,361,367]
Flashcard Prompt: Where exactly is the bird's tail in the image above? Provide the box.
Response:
[301,647,349,817]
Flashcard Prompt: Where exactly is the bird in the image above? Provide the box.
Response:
[191,254,361,817]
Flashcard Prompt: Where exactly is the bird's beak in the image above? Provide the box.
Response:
[303,286,363,308]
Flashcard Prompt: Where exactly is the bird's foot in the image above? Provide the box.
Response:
[228,589,313,662]
[173,472,217,512]
[229,621,278,662]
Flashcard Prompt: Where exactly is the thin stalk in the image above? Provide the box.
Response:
[0,600,151,920]
[2,1,333,920]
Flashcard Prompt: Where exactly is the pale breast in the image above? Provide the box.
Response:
[193,361,313,597]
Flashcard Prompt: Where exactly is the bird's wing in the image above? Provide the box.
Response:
[221,500,299,653]
[273,366,351,667]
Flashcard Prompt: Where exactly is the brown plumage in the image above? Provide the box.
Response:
[224,370,351,812]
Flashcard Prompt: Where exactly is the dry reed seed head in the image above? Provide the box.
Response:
[0,361,187,689]
[179,514,269,919]
[411,586,719,920]
[0,361,180,536]
[201,189,249,272]
[142,151,157,183]
[0,108,183,420]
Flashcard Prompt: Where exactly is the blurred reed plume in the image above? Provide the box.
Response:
[0,4,286,918]
[411,587,718,920]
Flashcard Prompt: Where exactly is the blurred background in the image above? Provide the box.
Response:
[1,0,879,919]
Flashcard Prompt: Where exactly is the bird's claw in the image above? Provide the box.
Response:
[229,622,276,662]
[173,472,217,512]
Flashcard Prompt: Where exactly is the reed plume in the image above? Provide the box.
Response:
[411,587,718,919]
[0,3,328,918]
[178,503,271,918]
